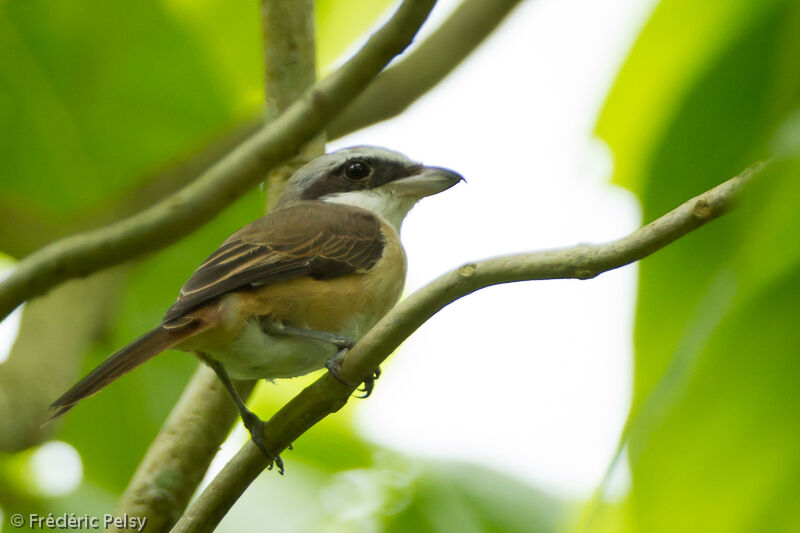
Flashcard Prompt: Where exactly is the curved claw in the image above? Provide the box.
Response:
[356,367,382,399]
[326,355,381,399]
[266,455,285,475]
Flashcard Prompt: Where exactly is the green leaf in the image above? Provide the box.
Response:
[596,0,784,193]
[0,0,243,215]
[595,0,800,530]
[627,163,800,533]
[602,0,800,405]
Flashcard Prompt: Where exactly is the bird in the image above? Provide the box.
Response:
[49,146,463,472]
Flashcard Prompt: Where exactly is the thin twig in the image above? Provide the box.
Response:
[0,0,438,323]
[329,0,524,139]
[171,164,760,533]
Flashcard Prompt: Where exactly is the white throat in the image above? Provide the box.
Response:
[322,189,417,231]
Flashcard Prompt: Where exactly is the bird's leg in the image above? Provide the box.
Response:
[324,350,382,399]
[200,354,284,474]
[260,319,380,397]
[259,319,355,350]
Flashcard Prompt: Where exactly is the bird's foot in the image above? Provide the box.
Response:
[325,353,381,399]
[241,410,284,475]
[325,350,352,385]
[329,334,356,350]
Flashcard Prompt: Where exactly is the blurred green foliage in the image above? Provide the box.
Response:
[0,1,246,214]
[596,0,800,531]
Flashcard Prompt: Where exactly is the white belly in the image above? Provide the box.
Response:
[205,314,374,380]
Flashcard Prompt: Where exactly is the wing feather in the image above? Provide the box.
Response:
[163,203,386,322]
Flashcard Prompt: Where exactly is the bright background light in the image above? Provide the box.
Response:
[30,441,83,497]
[0,265,21,365]
[330,0,656,498]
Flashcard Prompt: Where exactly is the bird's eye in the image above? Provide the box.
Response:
[345,160,371,180]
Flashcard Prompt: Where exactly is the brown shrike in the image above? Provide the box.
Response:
[50,146,463,471]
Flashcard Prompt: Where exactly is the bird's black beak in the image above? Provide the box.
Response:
[387,166,465,198]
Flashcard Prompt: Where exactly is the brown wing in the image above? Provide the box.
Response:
[162,202,386,322]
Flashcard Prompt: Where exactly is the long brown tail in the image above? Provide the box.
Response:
[48,319,204,420]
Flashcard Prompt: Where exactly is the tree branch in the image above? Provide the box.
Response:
[0,0,438,324]
[260,0,325,211]
[261,0,316,120]
[171,164,761,532]
[111,369,255,532]
[0,268,127,451]
[328,0,524,140]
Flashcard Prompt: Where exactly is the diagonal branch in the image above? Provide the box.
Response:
[0,0,438,324]
[0,119,261,258]
[171,164,762,533]
[110,369,256,533]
